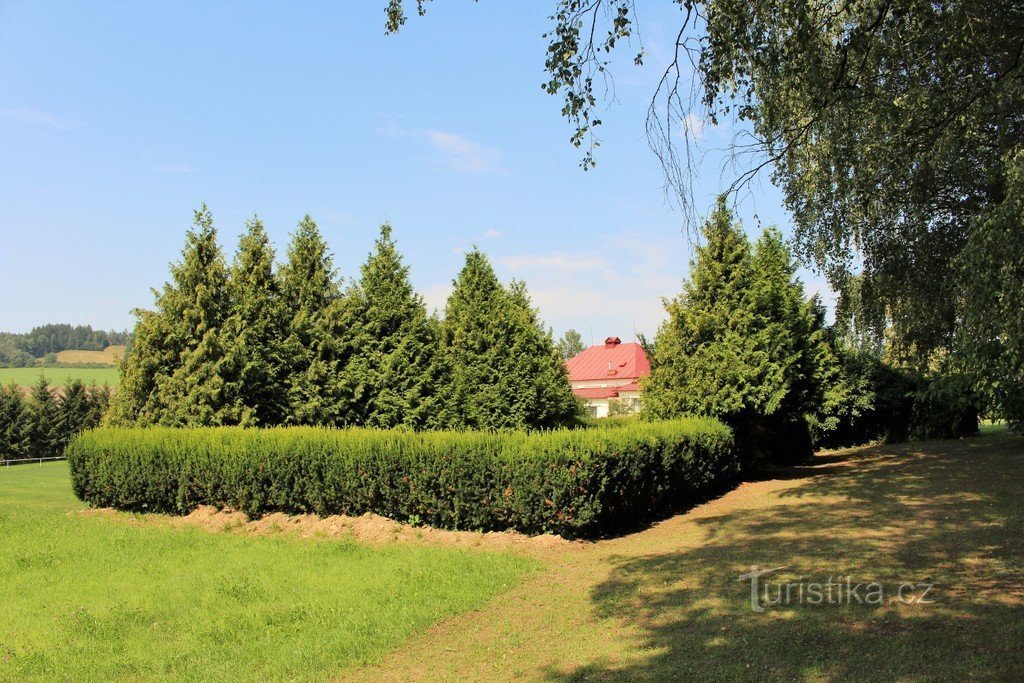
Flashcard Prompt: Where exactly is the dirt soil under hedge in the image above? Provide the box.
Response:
[81,505,573,553]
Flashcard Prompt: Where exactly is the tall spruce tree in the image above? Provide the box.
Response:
[502,281,580,429]
[110,205,231,425]
[434,249,578,430]
[279,215,354,426]
[56,379,93,452]
[345,224,437,428]
[25,376,61,457]
[0,382,30,458]
[643,199,758,420]
[150,205,232,426]
[220,216,289,426]
[644,200,827,463]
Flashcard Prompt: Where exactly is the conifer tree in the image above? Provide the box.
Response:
[434,249,578,430]
[433,249,509,429]
[220,216,288,426]
[110,205,231,426]
[56,379,93,451]
[0,382,30,458]
[25,376,61,457]
[345,224,437,428]
[643,199,828,463]
[151,205,232,426]
[643,199,759,420]
[502,280,580,429]
[279,215,354,426]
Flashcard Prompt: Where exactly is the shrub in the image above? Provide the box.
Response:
[812,351,980,448]
[67,418,737,538]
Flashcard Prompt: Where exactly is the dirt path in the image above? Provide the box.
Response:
[347,434,1024,681]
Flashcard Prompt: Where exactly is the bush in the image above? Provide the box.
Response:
[67,418,737,538]
[813,351,979,448]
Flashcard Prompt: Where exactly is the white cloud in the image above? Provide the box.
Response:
[497,252,609,273]
[424,129,503,173]
[489,234,691,338]
[374,117,504,174]
[480,229,502,240]
[420,282,453,314]
[681,113,705,141]
[0,106,70,130]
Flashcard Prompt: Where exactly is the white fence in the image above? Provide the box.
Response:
[1,456,67,467]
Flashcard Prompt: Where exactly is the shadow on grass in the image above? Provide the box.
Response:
[551,434,1024,681]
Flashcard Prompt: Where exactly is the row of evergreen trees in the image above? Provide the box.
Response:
[641,199,979,462]
[0,379,111,459]
[110,206,578,430]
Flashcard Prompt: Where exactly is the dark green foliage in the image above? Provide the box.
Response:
[68,418,737,538]
[643,200,832,464]
[0,383,30,458]
[56,380,92,452]
[278,215,356,427]
[0,340,36,367]
[813,350,980,448]
[24,377,61,458]
[0,325,129,364]
[434,250,579,430]
[219,217,289,426]
[110,205,232,426]
[956,150,1024,430]
[0,380,110,459]
[108,211,576,431]
[345,224,437,428]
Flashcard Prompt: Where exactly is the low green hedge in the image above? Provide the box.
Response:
[67,418,737,538]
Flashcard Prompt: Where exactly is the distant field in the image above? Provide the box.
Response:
[55,344,126,365]
[0,366,120,387]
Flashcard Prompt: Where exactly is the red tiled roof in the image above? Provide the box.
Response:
[572,386,622,399]
[565,339,650,383]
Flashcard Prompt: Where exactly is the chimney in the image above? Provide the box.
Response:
[604,336,621,348]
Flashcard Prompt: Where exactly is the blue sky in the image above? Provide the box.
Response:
[0,0,829,341]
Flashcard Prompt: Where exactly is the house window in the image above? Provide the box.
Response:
[587,405,599,418]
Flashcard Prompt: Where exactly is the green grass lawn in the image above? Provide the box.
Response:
[0,463,535,681]
[0,366,120,387]
[353,431,1024,681]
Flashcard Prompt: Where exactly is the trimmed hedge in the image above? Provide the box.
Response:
[67,418,737,538]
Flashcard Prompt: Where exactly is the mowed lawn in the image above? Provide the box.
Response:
[0,366,119,387]
[0,463,534,681]
[354,430,1024,681]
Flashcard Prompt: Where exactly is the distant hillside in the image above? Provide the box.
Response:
[55,345,126,366]
[0,324,130,367]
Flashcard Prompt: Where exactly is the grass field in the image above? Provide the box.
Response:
[354,430,1024,681]
[0,366,120,387]
[3,432,1022,680]
[0,463,535,680]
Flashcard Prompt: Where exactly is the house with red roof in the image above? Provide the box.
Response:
[565,336,650,418]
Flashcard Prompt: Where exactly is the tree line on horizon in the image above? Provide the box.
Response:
[109,206,579,431]
[0,325,130,368]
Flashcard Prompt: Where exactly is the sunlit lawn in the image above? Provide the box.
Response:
[0,366,120,387]
[0,463,535,681]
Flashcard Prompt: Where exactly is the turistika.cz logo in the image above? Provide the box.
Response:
[738,565,935,613]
